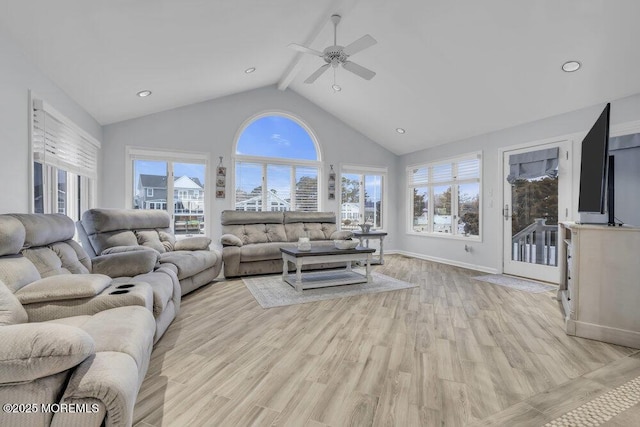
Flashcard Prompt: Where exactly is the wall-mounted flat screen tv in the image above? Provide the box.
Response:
[578,103,610,214]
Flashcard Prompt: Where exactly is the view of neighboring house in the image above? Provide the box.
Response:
[135,174,205,234]
[235,190,290,211]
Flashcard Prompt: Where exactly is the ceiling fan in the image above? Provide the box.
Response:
[289,14,377,84]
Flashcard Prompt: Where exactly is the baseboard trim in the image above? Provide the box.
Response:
[392,250,499,274]
[571,320,640,349]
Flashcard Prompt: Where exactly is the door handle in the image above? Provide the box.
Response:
[503,204,510,220]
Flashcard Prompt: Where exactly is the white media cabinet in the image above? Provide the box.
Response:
[557,222,640,349]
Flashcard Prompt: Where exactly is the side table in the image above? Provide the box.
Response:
[352,230,388,265]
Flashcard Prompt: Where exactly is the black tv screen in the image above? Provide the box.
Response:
[578,103,610,213]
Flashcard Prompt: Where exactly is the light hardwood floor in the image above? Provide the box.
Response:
[134,255,640,426]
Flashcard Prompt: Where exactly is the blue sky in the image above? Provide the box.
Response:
[237,116,317,160]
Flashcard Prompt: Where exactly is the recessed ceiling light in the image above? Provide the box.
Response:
[562,61,581,72]
[137,90,152,97]
[332,84,342,92]
[244,67,256,74]
[396,128,406,134]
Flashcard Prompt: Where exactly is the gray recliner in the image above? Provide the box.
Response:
[0,213,179,342]
[78,208,222,295]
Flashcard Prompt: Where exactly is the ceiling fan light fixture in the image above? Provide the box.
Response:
[136,90,152,97]
[332,84,342,92]
[396,128,406,134]
[562,60,581,72]
[244,67,256,74]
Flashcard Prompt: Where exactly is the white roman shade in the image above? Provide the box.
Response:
[32,99,100,179]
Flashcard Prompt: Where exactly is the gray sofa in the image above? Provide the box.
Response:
[0,214,160,427]
[220,210,352,278]
[78,208,223,295]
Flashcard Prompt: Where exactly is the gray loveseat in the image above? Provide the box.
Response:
[220,210,352,278]
[78,208,223,295]
[0,214,160,427]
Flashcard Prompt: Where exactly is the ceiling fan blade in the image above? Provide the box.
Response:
[288,43,324,57]
[342,34,377,56]
[342,61,376,80]
[304,64,331,83]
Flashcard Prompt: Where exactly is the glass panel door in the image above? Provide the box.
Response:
[503,142,569,283]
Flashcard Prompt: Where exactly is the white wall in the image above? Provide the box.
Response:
[396,92,640,273]
[102,85,399,248]
[0,31,102,214]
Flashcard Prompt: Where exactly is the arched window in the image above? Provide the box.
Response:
[234,113,321,212]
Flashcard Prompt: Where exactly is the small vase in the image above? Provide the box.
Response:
[297,237,311,251]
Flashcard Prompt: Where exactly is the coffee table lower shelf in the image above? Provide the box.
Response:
[283,269,370,291]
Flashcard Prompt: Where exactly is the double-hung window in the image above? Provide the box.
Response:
[408,152,481,239]
[31,98,100,221]
[234,114,321,212]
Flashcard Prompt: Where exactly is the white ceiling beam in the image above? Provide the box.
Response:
[277,0,362,91]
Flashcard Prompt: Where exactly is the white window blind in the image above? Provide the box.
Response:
[457,157,481,181]
[410,167,428,185]
[32,99,100,179]
[295,166,318,211]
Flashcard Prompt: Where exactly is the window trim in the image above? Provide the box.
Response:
[232,111,324,211]
[339,164,388,231]
[406,152,482,241]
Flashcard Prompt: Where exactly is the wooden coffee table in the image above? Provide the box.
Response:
[280,246,375,292]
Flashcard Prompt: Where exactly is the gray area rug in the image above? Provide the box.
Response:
[242,270,417,308]
[472,274,557,293]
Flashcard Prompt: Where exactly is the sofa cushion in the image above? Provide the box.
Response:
[89,230,138,256]
[159,250,218,280]
[0,255,42,293]
[0,323,95,384]
[0,280,28,325]
[22,247,71,277]
[285,222,337,241]
[50,241,92,274]
[174,236,211,251]
[135,230,165,253]
[15,274,112,304]
[0,215,26,257]
[10,213,75,248]
[71,306,155,370]
[101,246,157,255]
[240,242,296,262]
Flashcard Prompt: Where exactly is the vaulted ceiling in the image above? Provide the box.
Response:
[2,0,640,155]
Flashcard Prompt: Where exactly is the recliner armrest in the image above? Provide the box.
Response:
[92,251,159,278]
[15,274,112,304]
[0,323,95,384]
[173,236,211,251]
[220,233,243,247]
